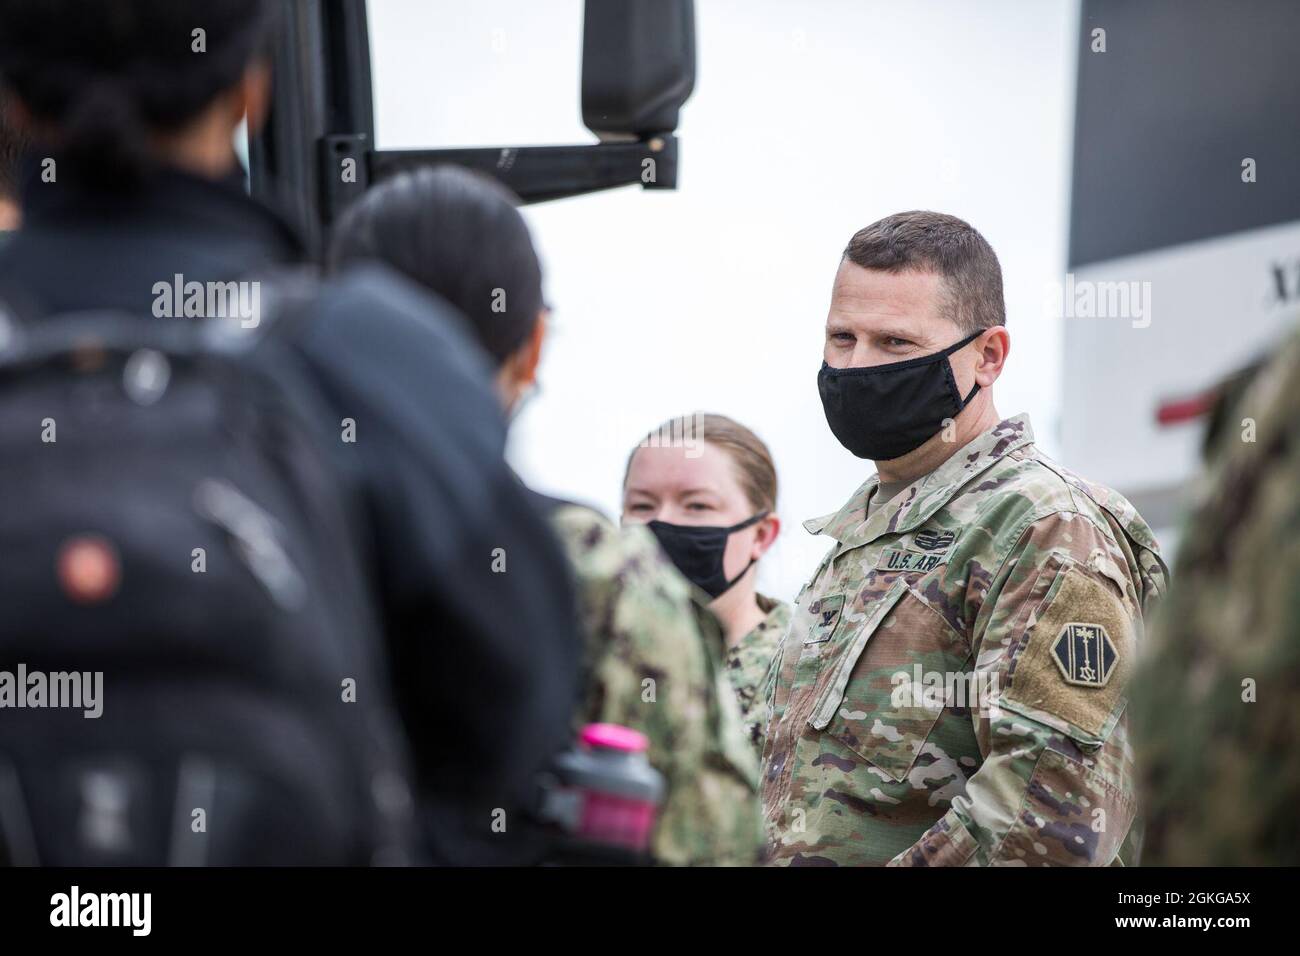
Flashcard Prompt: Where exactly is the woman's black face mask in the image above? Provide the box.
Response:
[646,511,768,599]
[817,330,983,461]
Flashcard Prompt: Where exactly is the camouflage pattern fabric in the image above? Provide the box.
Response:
[726,594,790,758]
[549,503,763,866]
[760,415,1167,866]
[1132,327,1300,866]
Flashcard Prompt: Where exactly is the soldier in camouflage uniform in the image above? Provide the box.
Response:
[551,504,763,865]
[762,212,1167,865]
[622,413,789,761]
[1132,326,1300,866]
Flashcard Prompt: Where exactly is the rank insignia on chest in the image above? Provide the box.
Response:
[1052,622,1118,687]
[913,529,956,552]
[803,594,845,646]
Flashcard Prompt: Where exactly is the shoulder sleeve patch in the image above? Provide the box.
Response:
[1052,623,1118,687]
[1003,564,1136,742]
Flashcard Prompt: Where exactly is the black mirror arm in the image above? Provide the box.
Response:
[319,134,679,223]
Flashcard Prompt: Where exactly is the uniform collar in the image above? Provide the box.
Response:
[733,594,791,654]
[803,414,1036,550]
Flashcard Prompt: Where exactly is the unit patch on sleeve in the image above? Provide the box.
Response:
[1051,622,1118,687]
[1001,563,1136,741]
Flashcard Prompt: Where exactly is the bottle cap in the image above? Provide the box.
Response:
[581,722,648,754]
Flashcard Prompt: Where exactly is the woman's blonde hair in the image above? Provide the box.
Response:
[625,412,777,513]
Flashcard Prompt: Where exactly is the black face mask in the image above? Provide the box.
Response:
[645,511,768,599]
[817,330,983,461]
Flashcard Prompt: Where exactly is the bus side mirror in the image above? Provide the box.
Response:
[581,0,696,138]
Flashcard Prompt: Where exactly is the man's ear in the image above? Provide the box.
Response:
[975,326,1010,387]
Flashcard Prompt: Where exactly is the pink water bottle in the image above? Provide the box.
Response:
[550,723,665,853]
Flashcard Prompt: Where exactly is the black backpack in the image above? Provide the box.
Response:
[0,278,415,865]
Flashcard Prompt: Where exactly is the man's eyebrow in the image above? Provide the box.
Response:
[824,321,919,341]
[873,327,919,341]
[679,487,720,498]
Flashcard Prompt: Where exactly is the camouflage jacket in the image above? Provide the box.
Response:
[726,594,791,759]
[1132,327,1300,865]
[760,415,1167,866]
[549,503,763,866]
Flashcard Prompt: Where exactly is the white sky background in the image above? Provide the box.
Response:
[368,0,1077,603]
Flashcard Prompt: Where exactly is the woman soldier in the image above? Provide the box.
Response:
[622,414,790,755]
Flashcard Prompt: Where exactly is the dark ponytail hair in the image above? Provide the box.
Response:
[329,166,545,367]
[0,0,278,189]
[56,78,152,190]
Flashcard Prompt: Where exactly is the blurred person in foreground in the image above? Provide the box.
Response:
[1132,328,1300,865]
[761,211,1168,866]
[329,165,763,865]
[0,0,579,864]
[622,412,789,757]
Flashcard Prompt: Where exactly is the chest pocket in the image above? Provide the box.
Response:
[808,577,971,782]
[769,592,845,728]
